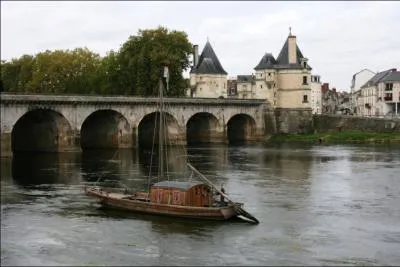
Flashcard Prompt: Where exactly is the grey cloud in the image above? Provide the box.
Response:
[1,1,400,90]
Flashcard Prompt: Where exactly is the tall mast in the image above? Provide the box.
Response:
[158,65,169,179]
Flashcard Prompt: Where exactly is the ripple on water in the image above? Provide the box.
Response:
[2,145,400,266]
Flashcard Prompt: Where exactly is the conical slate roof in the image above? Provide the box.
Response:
[254,35,312,70]
[190,41,227,75]
[254,53,277,70]
[275,38,305,66]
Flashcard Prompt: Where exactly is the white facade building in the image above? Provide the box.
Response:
[350,69,375,115]
[357,69,400,117]
[311,75,322,114]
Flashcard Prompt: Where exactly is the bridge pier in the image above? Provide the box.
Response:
[1,133,12,157]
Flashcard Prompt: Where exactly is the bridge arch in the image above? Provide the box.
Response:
[227,113,257,144]
[186,112,223,145]
[12,109,73,152]
[81,109,132,149]
[138,112,184,148]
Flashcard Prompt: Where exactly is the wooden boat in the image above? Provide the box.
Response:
[84,65,259,224]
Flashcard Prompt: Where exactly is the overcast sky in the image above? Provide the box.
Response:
[2,1,400,91]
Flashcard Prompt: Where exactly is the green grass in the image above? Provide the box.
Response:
[267,131,400,144]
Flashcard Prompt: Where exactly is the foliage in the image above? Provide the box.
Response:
[0,26,193,96]
[117,26,193,96]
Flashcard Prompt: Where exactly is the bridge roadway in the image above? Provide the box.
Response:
[0,93,268,154]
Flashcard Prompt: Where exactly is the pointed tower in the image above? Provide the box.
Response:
[189,40,228,98]
[274,30,312,111]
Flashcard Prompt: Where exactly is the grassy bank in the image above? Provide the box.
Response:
[267,131,400,144]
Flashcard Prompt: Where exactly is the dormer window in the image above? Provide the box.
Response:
[300,57,308,69]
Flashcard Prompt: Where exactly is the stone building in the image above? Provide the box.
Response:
[321,83,339,114]
[251,31,312,111]
[227,77,237,97]
[357,68,400,117]
[188,41,228,98]
[188,30,314,133]
[311,75,322,114]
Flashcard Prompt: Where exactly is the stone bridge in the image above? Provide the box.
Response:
[0,93,268,154]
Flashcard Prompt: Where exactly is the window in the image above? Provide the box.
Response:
[303,62,307,68]
[386,83,393,91]
[260,85,263,89]
[173,191,180,204]
[303,95,308,103]
[260,73,263,77]
[303,76,308,85]
[268,73,271,76]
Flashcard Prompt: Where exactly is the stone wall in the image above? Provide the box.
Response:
[313,115,400,133]
[274,108,314,134]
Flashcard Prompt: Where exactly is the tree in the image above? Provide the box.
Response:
[94,50,126,95]
[1,48,102,94]
[1,55,36,92]
[1,26,193,96]
[28,48,101,94]
[118,26,193,96]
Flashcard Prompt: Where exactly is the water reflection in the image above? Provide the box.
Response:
[11,152,80,186]
[137,146,188,182]
[81,149,132,182]
[2,143,400,266]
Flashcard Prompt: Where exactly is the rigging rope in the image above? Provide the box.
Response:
[93,148,120,187]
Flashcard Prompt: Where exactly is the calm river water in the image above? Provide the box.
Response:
[1,143,400,266]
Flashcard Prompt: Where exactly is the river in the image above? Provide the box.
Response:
[1,143,400,266]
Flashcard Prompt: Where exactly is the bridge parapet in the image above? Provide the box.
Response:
[0,93,267,107]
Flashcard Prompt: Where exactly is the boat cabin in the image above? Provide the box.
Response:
[150,181,213,207]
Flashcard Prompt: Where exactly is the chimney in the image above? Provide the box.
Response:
[193,45,199,67]
[288,34,297,64]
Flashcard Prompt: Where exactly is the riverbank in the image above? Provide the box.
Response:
[266,131,400,144]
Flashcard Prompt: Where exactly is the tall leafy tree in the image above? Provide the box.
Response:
[118,26,193,96]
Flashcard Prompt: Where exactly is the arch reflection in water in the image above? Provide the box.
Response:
[12,152,80,186]
[138,146,188,184]
[81,148,136,188]
[186,144,228,176]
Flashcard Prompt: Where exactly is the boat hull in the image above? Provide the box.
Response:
[85,187,239,221]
